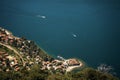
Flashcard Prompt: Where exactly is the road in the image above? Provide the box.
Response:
[0,42,25,66]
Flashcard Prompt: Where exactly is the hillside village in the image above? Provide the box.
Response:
[0,27,83,73]
[0,27,119,80]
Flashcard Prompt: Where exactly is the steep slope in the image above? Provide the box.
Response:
[0,27,53,72]
[0,27,119,80]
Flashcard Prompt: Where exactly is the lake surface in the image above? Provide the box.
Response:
[0,0,120,77]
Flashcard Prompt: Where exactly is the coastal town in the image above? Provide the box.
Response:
[0,27,83,72]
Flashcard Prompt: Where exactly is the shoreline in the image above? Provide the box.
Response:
[66,60,84,72]
[0,27,85,72]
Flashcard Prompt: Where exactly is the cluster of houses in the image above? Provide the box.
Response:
[0,27,48,58]
[0,27,41,56]
[41,58,80,72]
[0,51,21,71]
[0,27,47,71]
[0,27,16,44]
[0,27,81,72]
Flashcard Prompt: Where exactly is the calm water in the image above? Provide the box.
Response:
[0,0,120,77]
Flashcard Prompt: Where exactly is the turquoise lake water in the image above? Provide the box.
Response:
[0,0,120,77]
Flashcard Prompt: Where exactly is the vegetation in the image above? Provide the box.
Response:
[0,27,119,80]
[0,65,119,80]
[0,45,14,55]
[0,65,49,80]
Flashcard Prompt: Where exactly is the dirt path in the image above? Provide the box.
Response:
[0,42,25,66]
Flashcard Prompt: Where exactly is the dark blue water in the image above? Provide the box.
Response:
[0,0,120,77]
